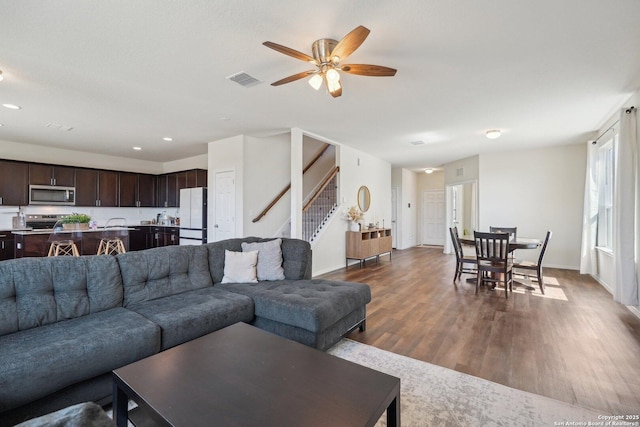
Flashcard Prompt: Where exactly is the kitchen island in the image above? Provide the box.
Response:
[13,228,131,258]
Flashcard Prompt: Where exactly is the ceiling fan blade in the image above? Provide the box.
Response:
[263,41,317,64]
[271,70,316,86]
[340,64,397,77]
[330,26,370,61]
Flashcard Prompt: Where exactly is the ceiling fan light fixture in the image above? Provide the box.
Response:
[325,68,340,83]
[308,73,323,90]
[327,78,341,94]
[485,129,502,139]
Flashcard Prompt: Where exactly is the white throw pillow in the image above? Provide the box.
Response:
[241,239,285,281]
[221,250,258,283]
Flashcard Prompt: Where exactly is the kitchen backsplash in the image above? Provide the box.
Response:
[0,205,179,230]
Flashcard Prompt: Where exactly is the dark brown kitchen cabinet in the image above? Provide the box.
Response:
[98,171,119,207]
[75,169,98,206]
[178,169,208,191]
[0,231,15,261]
[157,173,178,208]
[29,164,75,187]
[137,174,157,207]
[119,172,138,207]
[75,169,119,207]
[128,226,148,251]
[146,226,179,247]
[0,160,29,206]
[119,173,157,207]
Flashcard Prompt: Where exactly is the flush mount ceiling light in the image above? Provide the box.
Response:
[2,103,21,110]
[132,146,142,151]
[485,129,502,139]
[162,137,173,142]
[424,168,433,174]
[263,25,396,98]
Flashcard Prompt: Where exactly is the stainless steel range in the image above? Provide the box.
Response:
[25,214,68,230]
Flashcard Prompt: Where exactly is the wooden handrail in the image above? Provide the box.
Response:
[302,166,340,212]
[252,144,332,223]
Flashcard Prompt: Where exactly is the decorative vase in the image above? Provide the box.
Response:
[350,221,360,232]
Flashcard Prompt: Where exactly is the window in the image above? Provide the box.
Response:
[596,136,616,250]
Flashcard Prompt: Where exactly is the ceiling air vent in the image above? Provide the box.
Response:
[226,71,262,88]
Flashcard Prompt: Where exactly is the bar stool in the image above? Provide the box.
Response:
[47,220,81,257]
[97,218,127,255]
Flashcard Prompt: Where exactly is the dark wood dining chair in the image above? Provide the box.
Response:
[490,226,517,260]
[513,230,552,294]
[474,231,513,299]
[449,227,477,282]
[489,226,517,241]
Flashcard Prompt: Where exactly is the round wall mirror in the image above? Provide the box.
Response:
[357,186,371,212]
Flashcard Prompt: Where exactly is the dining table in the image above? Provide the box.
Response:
[458,235,541,250]
[459,234,542,290]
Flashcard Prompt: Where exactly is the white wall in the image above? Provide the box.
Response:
[444,155,479,185]
[243,134,291,238]
[400,169,418,249]
[391,167,419,250]
[312,144,392,275]
[478,143,587,269]
[163,154,208,173]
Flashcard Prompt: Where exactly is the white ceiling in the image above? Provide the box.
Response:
[1,0,639,170]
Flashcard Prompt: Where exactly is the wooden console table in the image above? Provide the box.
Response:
[346,228,392,268]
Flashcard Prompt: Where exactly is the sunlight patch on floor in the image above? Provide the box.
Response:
[512,276,568,301]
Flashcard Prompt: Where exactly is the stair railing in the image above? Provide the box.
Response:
[302,166,339,242]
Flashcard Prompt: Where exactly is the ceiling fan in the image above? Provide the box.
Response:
[263,25,396,98]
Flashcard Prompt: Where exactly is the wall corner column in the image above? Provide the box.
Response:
[291,128,303,238]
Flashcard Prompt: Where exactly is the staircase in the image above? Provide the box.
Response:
[302,171,339,243]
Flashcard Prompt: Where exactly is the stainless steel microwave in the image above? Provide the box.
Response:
[29,185,76,205]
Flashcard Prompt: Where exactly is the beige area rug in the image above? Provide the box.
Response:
[328,339,604,427]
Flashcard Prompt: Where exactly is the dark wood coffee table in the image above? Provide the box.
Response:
[112,322,400,427]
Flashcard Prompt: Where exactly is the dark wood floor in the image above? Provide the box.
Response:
[320,246,640,415]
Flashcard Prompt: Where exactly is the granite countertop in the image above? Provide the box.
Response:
[12,227,134,236]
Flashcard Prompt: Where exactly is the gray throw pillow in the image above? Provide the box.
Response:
[241,238,285,281]
[221,250,258,283]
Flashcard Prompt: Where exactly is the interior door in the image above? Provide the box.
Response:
[214,171,235,241]
[422,190,445,245]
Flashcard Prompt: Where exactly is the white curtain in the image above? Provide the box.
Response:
[614,107,639,306]
[579,141,599,275]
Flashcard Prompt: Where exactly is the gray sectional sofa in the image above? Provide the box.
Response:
[0,237,371,426]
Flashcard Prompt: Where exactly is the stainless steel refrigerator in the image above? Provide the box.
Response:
[179,187,207,245]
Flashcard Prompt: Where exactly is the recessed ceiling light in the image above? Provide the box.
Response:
[3,103,21,110]
[162,137,173,142]
[424,168,433,174]
[133,146,142,151]
[485,129,501,139]
[0,124,4,127]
